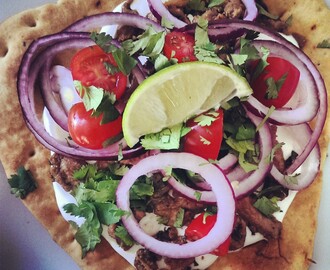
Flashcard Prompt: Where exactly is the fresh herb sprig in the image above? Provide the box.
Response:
[8,166,37,199]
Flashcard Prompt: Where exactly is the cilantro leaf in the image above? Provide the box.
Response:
[250,46,270,81]
[265,73,288,99]
[153,53,177,71]
[317,39,330,48]
[8,166,37,199]
[91,91,119,124]
[200,136,211,145]
[225,137,255,154]
[90,32,137,75]
[194,18,224,64]
[194,191,202,201]
[235,123,256,140]
[253,196,281,217]
[161,17,174,29]
[256,3,279,20]
[238,152,258,172]
[193,111,219,126]
[208,0,225,8]
[111,48,138,75]
[115,225,135,247]
[124,26,166,58]
[284,174,300,185]
[174,208,185,228]
[63,202,102,257]
[267,142,285,163]
[141,123,183,150]
[74,81,104,111]
[73,164,98,181]
[94,202,128,225]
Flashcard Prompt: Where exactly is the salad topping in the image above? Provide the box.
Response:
[16,0,327,269]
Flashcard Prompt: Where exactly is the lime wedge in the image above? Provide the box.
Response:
[123,62,252,147]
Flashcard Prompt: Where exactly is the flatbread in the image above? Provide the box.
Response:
[0,0,328,269]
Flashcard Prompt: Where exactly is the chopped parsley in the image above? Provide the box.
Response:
[8,166,37,199]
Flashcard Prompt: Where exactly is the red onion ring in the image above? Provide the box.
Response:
[271,123,321,190]
[18,32,143,160]
[38,38,96,130]
[192,153,238,191]
[167,176,216,203]
[231,109,272,198]
[246,40,319,125]
[64,12,164,32]
[147,0,186,29]
[218,153,238,173]
[207,20,327,174]
[148,0,257,30]
[241,0,258,21]
[116,152,235,258]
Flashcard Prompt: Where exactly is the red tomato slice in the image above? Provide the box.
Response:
[68,102,122,149]
[70,45,127,99]
[251,56,300,108]
[183,109,224,160]
[163,32,197,63]
[185,214,231,257]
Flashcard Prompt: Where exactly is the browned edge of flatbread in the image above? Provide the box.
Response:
[0,0,329,269]
[0,0,133,269]
[210,0,330,269]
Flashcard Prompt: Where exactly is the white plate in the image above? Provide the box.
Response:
[0,1,329,269]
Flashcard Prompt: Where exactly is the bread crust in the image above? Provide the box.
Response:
[0,0,328,269]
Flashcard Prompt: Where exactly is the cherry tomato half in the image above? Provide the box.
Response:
[251,56,300,108]
[68,102,122,149]
[185,214,231,257]
[163,32,197,63]
[183,109,224,160]
[70,45,127,99]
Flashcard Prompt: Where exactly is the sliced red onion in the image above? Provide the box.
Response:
[208,20,327,174]
[231,110,272,198]
[64,12,164,32]
[241,0,258,21]
[18,32,143,160]
[226,166,251,183]
[116,152,235,258]
[193,153,238,191]
[246,40,319,125]
[148,0,257,30]
[167,176,216,203]
[218,153,238,173]
[49,66,81,114]
[33,37,95,131]
[271,123,321,190]
[147,0,186,28]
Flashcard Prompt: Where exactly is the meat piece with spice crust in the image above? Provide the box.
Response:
[49,153,86,191]
[236,196,282,239]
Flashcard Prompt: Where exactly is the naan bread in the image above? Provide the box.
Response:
[0,0,328,269]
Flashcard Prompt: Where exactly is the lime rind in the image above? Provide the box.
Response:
[123,62,252,147]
